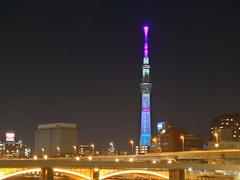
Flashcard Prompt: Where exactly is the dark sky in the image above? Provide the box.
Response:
[0,1,239,150]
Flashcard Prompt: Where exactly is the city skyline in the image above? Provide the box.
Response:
[0,1,239,150]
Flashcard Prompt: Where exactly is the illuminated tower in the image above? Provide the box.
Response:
[139,26,152,146]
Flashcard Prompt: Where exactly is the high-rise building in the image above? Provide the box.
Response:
[210,113,240,140]
[156,121,203,152]
[184,133,203,151]
[158,126,184,152]
[209,113,240,149]
[35,123,77,156]
[139,26,152,146]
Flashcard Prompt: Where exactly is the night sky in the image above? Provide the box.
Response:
[0,1,239,150]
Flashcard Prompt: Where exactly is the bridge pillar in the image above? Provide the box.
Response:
[169,169,185,180]
[41,167,54,180]
[92,169,100,180]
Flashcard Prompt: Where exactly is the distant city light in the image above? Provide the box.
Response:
[88,156,92,161]
[161,129,166,134]
[152,160,156,164]
[129,158,134,162]
[167,160,172,164]
[6,132,15,142]
[75,156,80,161]
[188,167,193,172]
[43,155,48,160]
[157,122,163,131]
[109,142,114,147]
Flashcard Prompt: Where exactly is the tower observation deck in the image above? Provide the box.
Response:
[139,26,152,146]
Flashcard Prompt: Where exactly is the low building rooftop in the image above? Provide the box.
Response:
[37,122,76,129]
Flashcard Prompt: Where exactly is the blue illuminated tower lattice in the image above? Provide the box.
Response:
[139,26,152,146]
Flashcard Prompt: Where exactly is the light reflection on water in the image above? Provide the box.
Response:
[5,176,74,180]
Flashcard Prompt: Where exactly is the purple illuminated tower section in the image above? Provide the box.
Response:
[139,26,152,146]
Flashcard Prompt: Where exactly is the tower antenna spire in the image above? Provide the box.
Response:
[143,26,149,58]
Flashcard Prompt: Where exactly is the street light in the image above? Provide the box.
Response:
[88,156,92,161]
[214,132,219,148]
[129,140,134,154]
[43,155,48,160]
[109,142,114,148]
[90,144,95,154]
[16,149,19,157]
[152,137,157,146]
[180,135,185,151]
[129,158,134,162]
[28,148,31,157]
[152,160,157,164]
[73,145,77,155]
[75,156,80,161]
[41,148,45,156]
[57,147,60,157]
[109,142,115,155]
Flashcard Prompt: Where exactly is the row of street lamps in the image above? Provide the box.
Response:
[136,132,219,152]
[40,133,221,156]
[39,135,205,158]
[40,142,112,157]
[40,133,220,158]
[40,140,137,157]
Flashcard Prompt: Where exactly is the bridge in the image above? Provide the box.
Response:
[1,149,240,179]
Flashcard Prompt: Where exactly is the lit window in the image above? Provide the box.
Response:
[233,135,236,137]
[221,123,224,125]
[143,69,149,77]
[226,123,229,125]
[143,57,149,64]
